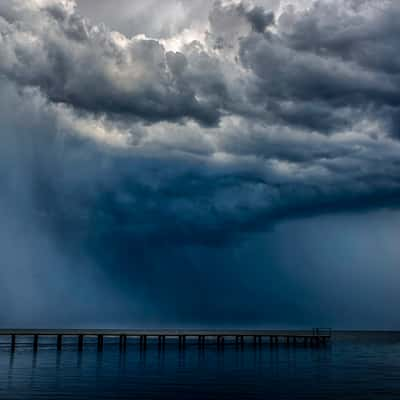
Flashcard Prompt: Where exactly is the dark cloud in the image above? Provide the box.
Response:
[3,0,400,134]
[2,0,400,327]
[243,5,274,33]
[0,3,224,126]
[1,0,400,242]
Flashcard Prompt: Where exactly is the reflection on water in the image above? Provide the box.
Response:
[0,334,400,399]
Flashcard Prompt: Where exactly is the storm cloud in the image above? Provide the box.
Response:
[1,0,400,328]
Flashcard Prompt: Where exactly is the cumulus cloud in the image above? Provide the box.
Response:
[2,0,400,327]
[1,0,400,247]
[0,0,225,126]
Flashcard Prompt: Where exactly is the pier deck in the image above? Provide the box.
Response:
[0,329,331,351]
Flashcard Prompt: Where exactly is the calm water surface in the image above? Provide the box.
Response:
[1,333,400,399]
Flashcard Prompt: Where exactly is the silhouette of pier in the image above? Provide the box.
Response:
[0,329,331,351]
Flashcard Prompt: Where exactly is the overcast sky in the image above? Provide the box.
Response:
[0,0,399,329]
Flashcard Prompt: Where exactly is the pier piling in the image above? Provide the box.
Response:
[11,335,16,351]
[57,335,62,351]
[33,335,39,351]
[78,335,84,351]
[97,335,104,352]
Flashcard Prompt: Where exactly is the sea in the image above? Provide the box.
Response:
[1,332,400,399]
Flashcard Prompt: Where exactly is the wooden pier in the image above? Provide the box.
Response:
[0,329,331,351]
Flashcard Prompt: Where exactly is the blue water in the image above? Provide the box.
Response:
[1,333,400,399]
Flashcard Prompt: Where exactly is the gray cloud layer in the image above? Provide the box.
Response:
[1,0,400,244]
[1,0,400,327]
